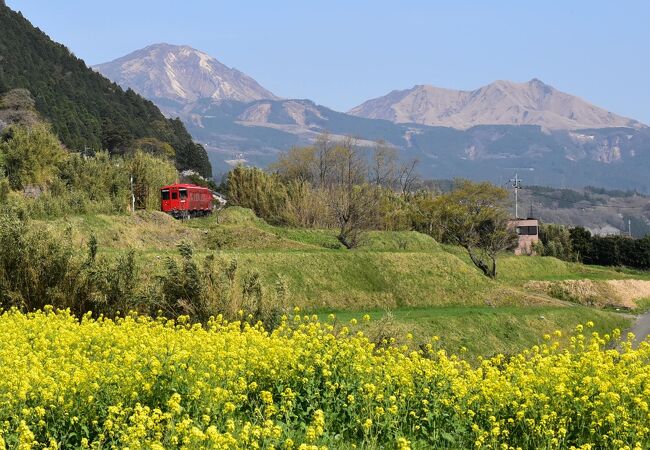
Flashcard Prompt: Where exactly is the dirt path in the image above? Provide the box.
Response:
[629,311,650,347]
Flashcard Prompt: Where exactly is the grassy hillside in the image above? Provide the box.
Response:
[230,251,497,310]
[442,243,650,283]
[328,306,630,358]
[33,207,648,358]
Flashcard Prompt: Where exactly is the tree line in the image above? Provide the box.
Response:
[0,122,179,216]
[225,134,518,277]
[537,224,650,270]
[0,4,212,176]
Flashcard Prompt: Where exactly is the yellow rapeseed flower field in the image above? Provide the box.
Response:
[0,307,648,449]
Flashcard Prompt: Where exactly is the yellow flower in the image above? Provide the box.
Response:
[0,308,647,450]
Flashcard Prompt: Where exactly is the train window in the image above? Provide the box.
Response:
[179,189,187,200]
[161,190,170,200]
[172,192,178,200]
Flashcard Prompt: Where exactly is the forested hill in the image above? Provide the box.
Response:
[0,4,212,177]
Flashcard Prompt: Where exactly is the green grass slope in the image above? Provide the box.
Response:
[328,306,630,358]
[37,207,643,358]
[442,244,650,283]
[229,250,496,310]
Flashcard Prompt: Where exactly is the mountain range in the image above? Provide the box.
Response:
[94,44,650,192]
[348,80,643,130]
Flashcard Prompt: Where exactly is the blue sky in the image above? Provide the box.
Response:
[7,1,650,123]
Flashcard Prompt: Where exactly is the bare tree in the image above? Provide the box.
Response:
[271,146,316,184]
[314,132,336,188]
[397,158,420,196]
[327,137,377,248]
[0,89,41,128]
[329,136,366,186]
[330,183,378,249]
[371,141,398,188]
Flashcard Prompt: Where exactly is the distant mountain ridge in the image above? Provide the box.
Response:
[94,44,278,111]
[348,79,645,130]
[95,44,650,192]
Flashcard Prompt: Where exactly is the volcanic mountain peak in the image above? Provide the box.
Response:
[94,43,279,105]
[349,79,644,130]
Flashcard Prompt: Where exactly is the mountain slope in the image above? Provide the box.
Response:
[349,79,644,130]
[94,44,278,113]
[0,5,211,176]
[177,98,650,193]
[96,45,650,192]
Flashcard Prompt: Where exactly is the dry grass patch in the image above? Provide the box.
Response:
[525,279,650,310]
[605,280,650,308]
[37,211,205,250]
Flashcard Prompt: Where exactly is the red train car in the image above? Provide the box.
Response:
[160,183,213,219]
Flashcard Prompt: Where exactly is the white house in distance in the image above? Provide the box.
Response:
[212,192,227,208]
[508,218,539,255]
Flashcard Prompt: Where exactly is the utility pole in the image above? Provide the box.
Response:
[509,173,522,219]
[504,167,533,219]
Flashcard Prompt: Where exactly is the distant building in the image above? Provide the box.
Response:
[508,218,539,255]
[212,191,227,208]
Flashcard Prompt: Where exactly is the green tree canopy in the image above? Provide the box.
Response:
[431,180,517,278]
[0,4,212,177]
[0,124,66,190]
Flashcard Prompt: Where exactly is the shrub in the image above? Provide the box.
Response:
[226,166,290,225]
[80,250,140,316]
[536,223,576,261]
[0,209,78,310]
[0,123,66,190]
